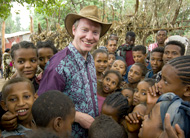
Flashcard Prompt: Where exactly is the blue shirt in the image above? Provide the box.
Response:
[38,43,98,138]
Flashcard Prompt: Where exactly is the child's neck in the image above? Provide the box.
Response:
[19,114,36,129]
[96,72,103,80]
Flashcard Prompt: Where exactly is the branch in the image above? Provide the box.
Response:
[171,0,183,25]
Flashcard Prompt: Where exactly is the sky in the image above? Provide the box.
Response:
[11,2,33,30]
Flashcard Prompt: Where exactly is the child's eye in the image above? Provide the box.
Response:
[23,95,31,99]
[31,59,37,63]
[104,60,108,63]
[106,77,110,81]
[39,57,44,61]
[18,60,24,64]
[142,92,147,96]
[9,98,17,102]
[97,60,101,63]
[112,81,116,85]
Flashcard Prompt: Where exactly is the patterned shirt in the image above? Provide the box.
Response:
[148,43,158,51]
[37,43,98,138]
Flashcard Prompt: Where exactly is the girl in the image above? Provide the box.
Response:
[11,41,39,91]
[128,63,147,89]
[101,92,129,124]
[36,40,58,83]
[133,78,155,106]
[111,59,128,89]
[121,88,134,113]
[107,53,116,70]
[97,70,122,115]
[92,49,108,81]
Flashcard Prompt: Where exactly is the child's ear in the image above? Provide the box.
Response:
[53,117,64,132]
[34,93,38,101]
[183,85,190,97]
[0,101,8,111]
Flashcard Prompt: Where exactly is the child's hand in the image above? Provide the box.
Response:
[149,83,162,97]
[123,112,143,132]
[0,111,18,131]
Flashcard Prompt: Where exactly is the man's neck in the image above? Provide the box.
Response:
[158,43,164,47]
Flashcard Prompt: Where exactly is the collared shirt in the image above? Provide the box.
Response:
[37,43,98,138]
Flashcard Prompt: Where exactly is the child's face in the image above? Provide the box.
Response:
[138,103,163,138]
[150,52,163,74]
[108,54,116,67]
[133,81,149,106]
[128,65,143,84]
[4,82,37,122]
[157,64,186,98]
[102,104,119,123]
[132,51,146,64]
[121,89,133,106]
[163,45,181,64]
[125,36,135,46]
[111,60,126,76]
[106,40,117,53]
[38,48,54,70]
[102,73,119,94]
[13,48,38,79]
[94,53,108,73]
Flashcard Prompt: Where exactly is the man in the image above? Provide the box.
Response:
[37,6,111,137]
[148,29,167,51]
[117,31,136,66]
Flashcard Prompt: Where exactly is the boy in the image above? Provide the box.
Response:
[32,90,75,138]
[146,47,164,78]
[124,45,148,82]
[1,77,38,138]
[89,114,126,138]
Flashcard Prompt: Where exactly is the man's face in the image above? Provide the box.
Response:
[156,31,167,45]
[163,45,181,64]
[72,18,101,56]
[125,36,135,46]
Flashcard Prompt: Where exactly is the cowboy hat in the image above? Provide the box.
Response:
[65,5,112,38]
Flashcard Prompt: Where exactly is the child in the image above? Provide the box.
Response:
[10,41,39,91]
[32,90,75,138]
[101,92,129,124]
[92,49,108,81]
[124,45,148,83]
[107,53,116,70]
[97,70,122,115]
[109,34,119,42]
[133,78,155,106]
[146,47,164,78]
[138,93,190,138]
[105,38,117,54]
[156,55,190,101]
[128,63,147,89]
[89,114,127,138]
[36,40,58,71]
[121,88,134,113]
[36,40,58,83]
[1,77,38,138]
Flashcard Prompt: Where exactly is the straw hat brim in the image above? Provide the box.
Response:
[65,13,112,38]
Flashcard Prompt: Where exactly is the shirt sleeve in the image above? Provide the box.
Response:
[37,65,66,96]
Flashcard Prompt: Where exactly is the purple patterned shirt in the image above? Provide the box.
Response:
[37,43,98,137]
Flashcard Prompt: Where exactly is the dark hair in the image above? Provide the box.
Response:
[132,45,146,55]
[32,90,75,127]
[151,47,164,54]
[36,40,58,54]
[167,55,190,85]
[27,128,59,138]
[89,114,126,138]
[92,49,108,59]
[105,38,117,45]
[112,59,127,72]
[2,77,35,101]
[122,87,134,93]
[132,63,147,76]
[141,78,156,87]
[165,40,185,56]
[157,29,167,36]
[11,41,37,60]
[103,92,129,122]
[5,48,10,53]
[126,31,136,38]
[103,70,122,87]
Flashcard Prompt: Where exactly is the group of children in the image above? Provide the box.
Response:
[0,31,190,138]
